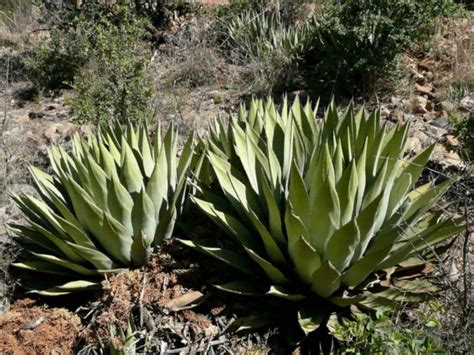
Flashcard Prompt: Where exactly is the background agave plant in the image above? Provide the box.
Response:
[10,124,194,295]
[226,9,313,62]
[182,98,464,335]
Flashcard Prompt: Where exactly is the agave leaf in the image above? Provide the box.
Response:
[229,313,277,333]
[146,142,169,219]
[342,247,390,288]
[138,127,155,178]
[163,125,178,189]
[28,280,100,296]
[309,145,341,253]
[215,279,267,296]
[192,196,258,250]
[98,137,117,177]
[288,163,310,226]
[131,230,152,267]
[379,218,463,269]
[131,189,156,242]
[208,150,263,219]
[177,134,195,190]
[120,137,143,194]
[178,239,256,275]
[30,252,97,276]
[336,160,358,226]
[8,224,59,254]
[101,212,133,265]
[298,306,324,335]
[232,123,260,193]
[260,171,285,246]
[153,206,177,244]
[12,261,77,276]
[66,241,116,270]
[244,247,288,284]
[326,220,360,272]
[311,261,341,297]
[107,173,134,234]
[28,220,84,264]
[267,285,306,301]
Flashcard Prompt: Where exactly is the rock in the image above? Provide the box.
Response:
[431,117,450,129]
[460,96,474,113]
[415,84,433,95]
[404,113,416,122]
[411,96,428,114]
[445,135,460,147]
[199,99,214,111]
[390,96,402,107]
[441,100,455,112]
[44,125,61,143]
[28,111,45,120]
[390,108,404,123]
[426,124,448,139]
[414,73,427,85]
[418,58,434,71]
[380,106,390,118]
[425,100,434,112]
[431,144,464,170]
[405,136,423,154]
[291,90,308,101]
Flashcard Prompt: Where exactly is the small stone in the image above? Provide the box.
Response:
[460,96,474,113]
[44,125,60,143]
[390,109,404,123]
[28,111,45,119]
[425,100,434,112]
[441,101,455,112]
[415,84,433,95]
[414,73,427,85]
[411,96,428,114]
[418,58,434,71]
[431,117,450,129]
[390,96,402,107]
[426,125,448,139]
[405,136,423,154]
[432,144,464,170]
[200,99,214,111]
[445,135,460,147]
[380,106,390,118]
[291,90,308,100]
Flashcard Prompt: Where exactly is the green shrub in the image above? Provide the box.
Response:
[182,97,462,341]
[330,303,446,353]
[25,1,154,125]
[70,13,154,125]
[10,124,195,295]
[309,0,464,95]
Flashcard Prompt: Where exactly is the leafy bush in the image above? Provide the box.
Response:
[70,17,154,125]
[10,124,194,295]
[25,1,154,125]
[330,303,446,353]
[182,98,463,339]
[309,0,464,95]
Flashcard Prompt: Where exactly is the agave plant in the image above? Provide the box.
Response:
[10,124,194,295]
[182,98,463,334]
[226,9,313,61]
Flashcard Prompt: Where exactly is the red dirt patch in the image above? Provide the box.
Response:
[0,299,83,354]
